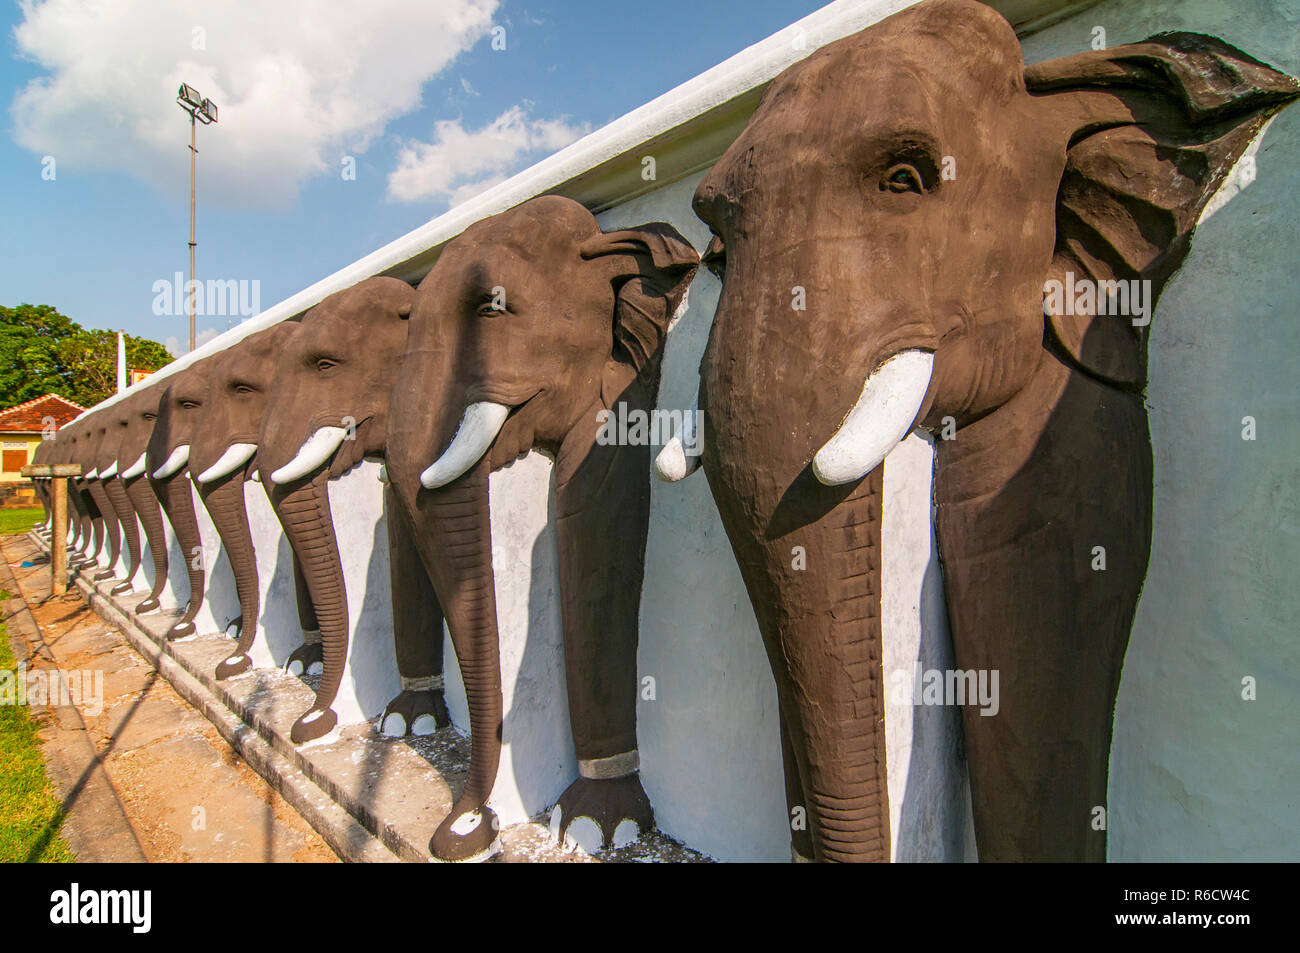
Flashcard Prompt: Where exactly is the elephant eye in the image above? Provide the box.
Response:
[180,400,201,410]
[883,163,924,195]
[476,300,508,318]
[315,357,338,372]
[233,384,255,395]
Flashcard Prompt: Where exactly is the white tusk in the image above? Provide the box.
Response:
[196,443,258,484]
[121,452,148,479]
[811,350,934,486]
[99,460,118,478]
[84,467,99,480]
[152,444,190,479]
[270,427,348,485]
[654,397,703,482]
[419,403,510,490]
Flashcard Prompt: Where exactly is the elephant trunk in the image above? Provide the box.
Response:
[708,459,891,861]
[124,476,169,614]
[85,482,120,575]
[416,459,503,862]
[87,486,104,553]
[65,484,85,552]
[85,489,103,558]
[699,274,907,860]
[199,473,260,678]
[103,479,142,590]
[270,472,348,744]
[151,473,205,639]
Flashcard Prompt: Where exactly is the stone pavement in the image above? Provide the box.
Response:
[3,532,337,862]
[8,530,706,863]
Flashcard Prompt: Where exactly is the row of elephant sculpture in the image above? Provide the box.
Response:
[27,0,1298,862]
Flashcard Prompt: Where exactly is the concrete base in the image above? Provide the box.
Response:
[29,529,704,863]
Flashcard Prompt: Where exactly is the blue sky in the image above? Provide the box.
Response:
[0,0,826,354]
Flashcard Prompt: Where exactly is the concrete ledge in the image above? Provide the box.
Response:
[31,530,706,863]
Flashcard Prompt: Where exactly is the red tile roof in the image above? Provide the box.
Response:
[0,393,85,433]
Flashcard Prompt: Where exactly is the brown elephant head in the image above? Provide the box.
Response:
[258,277,415,744]
[147,358,220,638]
[385,194,697,862]
[187,322,304,678]
[666,0,1298,861]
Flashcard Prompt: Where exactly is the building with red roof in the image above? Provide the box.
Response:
[0,393,84,483]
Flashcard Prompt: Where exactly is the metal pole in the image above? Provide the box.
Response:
[188,109,197,353]
[52,476,67,596]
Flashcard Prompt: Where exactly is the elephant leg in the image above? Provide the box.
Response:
[285,549,324,677]
[380,485,449,738]
[65,488,86,559]
[125,476,169,615]
[547,406,653,853]
[935,365,1151,861]
[35,482,50,533]
[152,474,206,639]
[105,479,142,595]
[81,486,108,573]
[412,462,503,862]
[87,483,120,581]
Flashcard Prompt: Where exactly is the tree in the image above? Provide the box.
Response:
[58,330,174,407]
[0,304,80,404]
[0,304,174,409]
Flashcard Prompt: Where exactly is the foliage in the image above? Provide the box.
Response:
[0,509,45,535]
[0,303,173,409]
[0,591,76,863]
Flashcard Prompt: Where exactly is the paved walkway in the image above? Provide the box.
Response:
[2,532,337,863]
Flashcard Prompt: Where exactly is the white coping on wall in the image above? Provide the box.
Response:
[74,0,1075,421]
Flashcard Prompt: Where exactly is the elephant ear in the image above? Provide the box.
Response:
[580,224,698,396]
[1028,33,1299,388]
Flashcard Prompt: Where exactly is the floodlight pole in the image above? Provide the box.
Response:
[188,108,197,354]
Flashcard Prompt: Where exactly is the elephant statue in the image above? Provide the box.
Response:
[657,0,1298,861]
[189,321,322,679]
[112,388,171,615]
[257,277,425,745]
[73,426,103,564]
[28,439,51,535]
[146,359,220,639]
[77,416,127,582]
[384,195,698,861]
[46,425,82,556]
[94,409,145,596]
[62,425,99,563]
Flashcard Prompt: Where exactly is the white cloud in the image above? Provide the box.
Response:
[11,0,499,209]
[164,326,219,357]
[387,105,588,205]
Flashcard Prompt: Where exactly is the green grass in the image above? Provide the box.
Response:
[0,508,44,536]
[0,589,75,862]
